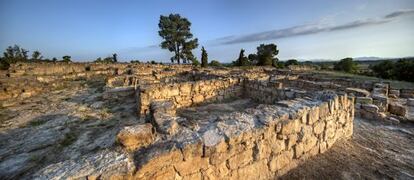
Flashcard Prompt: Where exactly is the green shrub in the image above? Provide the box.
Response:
[333,57,358,73]
[209,60,222,67]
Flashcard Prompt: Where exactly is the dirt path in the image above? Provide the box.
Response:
[281,118,414,180]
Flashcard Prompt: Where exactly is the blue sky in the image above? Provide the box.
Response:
[1,0,413,62]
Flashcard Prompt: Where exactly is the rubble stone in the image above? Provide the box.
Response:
[116,124,154,151]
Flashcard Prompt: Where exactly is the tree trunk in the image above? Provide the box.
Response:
[176,44,181,64]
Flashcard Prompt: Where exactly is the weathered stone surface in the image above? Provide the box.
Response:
[0,63,359,179]
[33,150,134,180]
[280,119,300,135]
[355,97,373,104]
[388,103,407,117]
[313,121,325,135]
[361,104,379,113]
[407,98,414,106]
[269,150,294,172]
[152,113,179,135]
[346,88,370,97]
[116,123,154,151]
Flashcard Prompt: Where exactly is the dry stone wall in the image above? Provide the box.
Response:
[244,79,308,104]
[128,92,354,179]
[137,77,244,116]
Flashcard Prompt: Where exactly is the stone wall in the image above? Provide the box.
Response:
[129,93,354,179]
[244,79,308,104]
[137,77,244,116]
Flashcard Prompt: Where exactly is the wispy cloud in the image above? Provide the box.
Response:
[384,9,414,18]
[218,9,414,45]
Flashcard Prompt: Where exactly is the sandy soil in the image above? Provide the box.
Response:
[281,118,414,180]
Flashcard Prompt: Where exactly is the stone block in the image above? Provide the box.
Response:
[307,106,319,125]
[407,98,414,106]
[174,157,209,176]
[355,97,373,104]
[361,104,379,113]
[313,121,325,135]
[228,149,253,170]
[294,143,304,158]
[116,123,154,151]
[280,119,300,135]
[192,94,204,104]
[152,113,179,135]
[269,150,294,172]
[388,103,407,117]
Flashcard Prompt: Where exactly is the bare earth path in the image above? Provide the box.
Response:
[281,118,414,180]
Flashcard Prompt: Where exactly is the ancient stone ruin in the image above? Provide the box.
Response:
[1,62,413,179]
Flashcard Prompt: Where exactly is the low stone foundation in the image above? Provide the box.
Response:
[137,77,244,116]
[128,92,354,179]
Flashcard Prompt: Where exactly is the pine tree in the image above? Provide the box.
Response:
[158,14,198,64]
[236,49,249,66]
[201,46,208,67]
[256,44,279,66]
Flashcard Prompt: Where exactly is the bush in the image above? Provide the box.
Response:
[333,58,358,73]
[370,60,395,79]
[394,59,414,82]
[285,59,299,66]
[209,60,222,67]
[0,58,10,70]
[369,59,414,82]
[192,59,200,66]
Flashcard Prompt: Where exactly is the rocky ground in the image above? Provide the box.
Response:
[280,117,414,180]
[0,78,139,179]
[0,78,413,179]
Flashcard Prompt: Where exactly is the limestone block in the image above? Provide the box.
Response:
[319,103,329,119]
[361,104,379,113]
[313,121,325,135]
[116,123,154,151]
[303,136,318,153]
[407,98,414,106]
[169,86,180,97]
[298,125,313,142]
[401,89,414,98]
[280,119,300,135]
[389,89,400,97]
[294,143,304,158]
[286,134,298,150]
[232,160,270,180]
[255,140,271,160]
[192,94,204,104]
[345,87,370,97]
[319,142,327,153]
[174,157,209,176]
[307,106,320,125]
[355,97,373,104]
[388,103,407,117]
[228,149,253,170]
[269,150,294,172]
[179,83,192,95]
[152,113,179,135]
[269,138,285,154]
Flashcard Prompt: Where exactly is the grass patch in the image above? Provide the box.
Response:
[29,120,47,127]
[29,154,45,163]
[59,131,78,147]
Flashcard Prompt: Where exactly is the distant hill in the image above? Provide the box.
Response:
[293,56,414,65]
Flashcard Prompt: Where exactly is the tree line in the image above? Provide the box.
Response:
[369,59,414,82]
[0,45,74,70]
